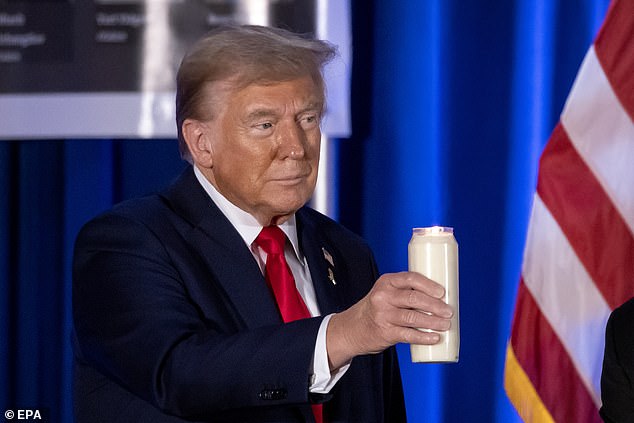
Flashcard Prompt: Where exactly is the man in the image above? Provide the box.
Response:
[73,25,453,422]
[600,297,634,423]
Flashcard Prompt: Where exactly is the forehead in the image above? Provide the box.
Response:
[209,76,324,117]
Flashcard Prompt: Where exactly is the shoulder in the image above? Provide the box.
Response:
[609,297,634,330]
[601,298,634,421]
[296,206,378,280]
[608,297,634,339]
[76,167,205,242]
[77,194,172,240]
[297,207,371,251]
[612,297,634,320]
[73,195,179,274]
[605,297,634,370]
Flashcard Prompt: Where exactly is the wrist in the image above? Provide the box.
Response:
[325,311,359,370]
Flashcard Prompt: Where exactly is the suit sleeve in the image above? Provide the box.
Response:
[382,346,407,422]
[365,244,407,422]
[372,254,407,423]
[73,213,323,419]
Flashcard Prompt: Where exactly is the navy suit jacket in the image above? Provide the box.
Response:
[600,297,634,423]
[72,167,406,422]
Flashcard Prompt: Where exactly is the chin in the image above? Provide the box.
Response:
[271,196,310,215]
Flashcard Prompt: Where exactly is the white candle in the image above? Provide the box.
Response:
[408,226,460,363]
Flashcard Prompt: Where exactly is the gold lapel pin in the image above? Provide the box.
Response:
[328,268,336,285]
[322,247,334,267]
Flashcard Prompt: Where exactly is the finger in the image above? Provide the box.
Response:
[393,289,453,318]
[399,327,443,345]
[387,272,446,299]
[387,308,452,332]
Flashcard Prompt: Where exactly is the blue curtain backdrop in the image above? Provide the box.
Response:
[0,0,611,422]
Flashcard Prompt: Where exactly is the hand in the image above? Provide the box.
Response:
[326,271,453,370]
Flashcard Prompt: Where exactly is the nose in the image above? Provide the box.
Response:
[277,120,307,159]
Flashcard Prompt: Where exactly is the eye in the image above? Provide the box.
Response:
[255,122,274,131]
[299,114,320,129]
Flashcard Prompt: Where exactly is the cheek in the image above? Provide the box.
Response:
[296,135,319,165]
[218,140,268,175]
[239,159,272,193]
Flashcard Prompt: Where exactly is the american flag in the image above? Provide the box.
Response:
[504,0,634,421]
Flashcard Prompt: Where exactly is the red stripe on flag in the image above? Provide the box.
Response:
[536,123,634,309]
[510,280,601,423]
[593,0,634,120]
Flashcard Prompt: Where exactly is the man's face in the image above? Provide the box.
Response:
[196,76,323,225]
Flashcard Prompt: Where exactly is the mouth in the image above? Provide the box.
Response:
[269,164,314,186]
[271,174,309,185]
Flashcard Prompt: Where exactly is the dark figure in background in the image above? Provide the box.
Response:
[72,25,453,422]
[600,297,634,423]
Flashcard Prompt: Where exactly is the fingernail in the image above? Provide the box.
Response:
[433,287,445,298]
[440,308,453,318]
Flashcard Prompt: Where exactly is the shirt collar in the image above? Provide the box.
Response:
[193,165,304,261]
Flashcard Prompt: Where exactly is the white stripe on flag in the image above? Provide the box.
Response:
[522,194,611,405]
[561,46,634,234]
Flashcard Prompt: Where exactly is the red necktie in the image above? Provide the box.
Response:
[255,225,324,423]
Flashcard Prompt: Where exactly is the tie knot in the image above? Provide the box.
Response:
[256,226,287,255]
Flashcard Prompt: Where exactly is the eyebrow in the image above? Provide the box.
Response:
[299,101,324,114]
[244,108,279,121]
[243,101,324,123]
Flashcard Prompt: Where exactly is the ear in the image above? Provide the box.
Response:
[182,119,214,168]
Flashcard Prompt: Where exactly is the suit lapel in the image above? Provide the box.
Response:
[162,169,348,327]
[297,209,345,316]
[161,168,281,329]
[297,209,355,422]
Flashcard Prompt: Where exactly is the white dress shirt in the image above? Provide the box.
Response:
[193,166,349,393]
